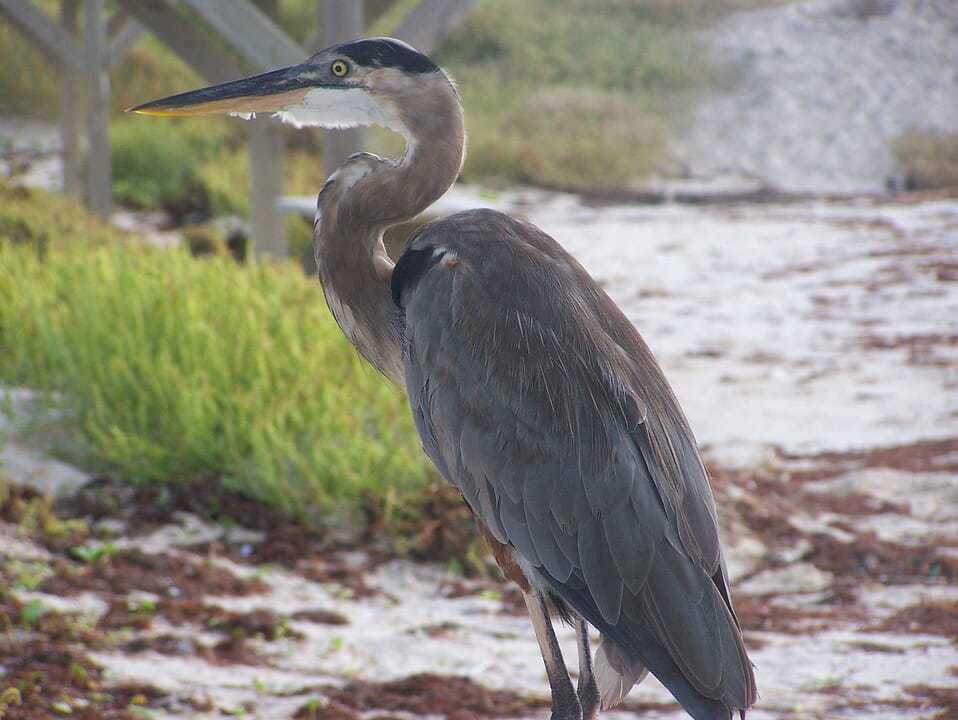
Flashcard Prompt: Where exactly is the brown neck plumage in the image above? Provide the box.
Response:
[314,74,465,383]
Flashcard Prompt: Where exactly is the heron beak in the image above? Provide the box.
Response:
[127,63,322,117]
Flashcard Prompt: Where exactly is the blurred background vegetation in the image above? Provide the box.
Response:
[0,0,780,209]
[1,0,955,541]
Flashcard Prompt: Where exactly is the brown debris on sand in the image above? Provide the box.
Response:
[775,437,958,482]
[292,608,350,626]
[868,600,958,642]
[903,684,958,720]
[100,597,302,641]
[40,547,268,598]
[709,452,957,589]
[0,594,168,719]
[295,674,547,720]
[121,633,268,666]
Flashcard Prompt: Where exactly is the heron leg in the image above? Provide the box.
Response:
[575,619,600,720]
[523,591,582,720]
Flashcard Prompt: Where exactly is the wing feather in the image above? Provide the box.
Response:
[527,508,574,582]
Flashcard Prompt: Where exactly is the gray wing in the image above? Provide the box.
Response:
[393,209,755,717]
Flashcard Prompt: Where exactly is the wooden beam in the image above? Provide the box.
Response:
[60,0,82,199]
[321,0,364,176]
[246,0,286,260]
[0,0,83,71]
[106,14,145,68]
[180,0,303,70]
[117,0,244,84]
[391,0,476,54]
[84,0,112,217]
[247,119,286,259]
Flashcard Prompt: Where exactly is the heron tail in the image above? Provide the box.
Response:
[594,636,648,709]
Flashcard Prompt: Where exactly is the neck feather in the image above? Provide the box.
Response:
[315,77,465,383]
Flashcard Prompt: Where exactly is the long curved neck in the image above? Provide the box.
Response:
[315,78,465,383]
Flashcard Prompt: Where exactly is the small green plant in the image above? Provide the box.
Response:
[67,662,89,685]
[70,542,117,564]
[325,584,355,601]
[127,598,157,615]
[274,617,292,640]
[21,599,48,627]
[251,677,269,695]
[12,491,88,545]
[5,560,53,591]
[299,697,321,720]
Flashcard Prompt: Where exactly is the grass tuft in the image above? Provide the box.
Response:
[504,87,666,191]
[111,117,237,219]
[894,131,958,191]
[0,182,127,253]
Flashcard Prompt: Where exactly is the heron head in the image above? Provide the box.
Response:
[129,37,453,139]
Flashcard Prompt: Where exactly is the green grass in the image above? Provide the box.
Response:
[0,182,128,253]
[0,187,429,522]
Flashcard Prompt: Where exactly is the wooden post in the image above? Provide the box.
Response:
[0,0,84,68]
[106,13,145,68]
[391,0,477,54]
[83,0,111,217]
[60,0,82,199]
[321,0,364,177]
[180,0,302,69]
[248,119,287,259]
[118,0,245,85]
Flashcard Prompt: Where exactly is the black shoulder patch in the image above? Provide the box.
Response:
[391,245,443,308]
[338,37,438,75]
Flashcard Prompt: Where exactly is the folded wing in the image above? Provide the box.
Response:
[394,209,756,719]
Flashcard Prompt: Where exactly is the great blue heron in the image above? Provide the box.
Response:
[132,37,757,720]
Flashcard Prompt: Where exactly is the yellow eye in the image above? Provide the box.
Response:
[331,60,349,77]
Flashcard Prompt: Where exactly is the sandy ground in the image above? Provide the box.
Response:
[2,190,957,719]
